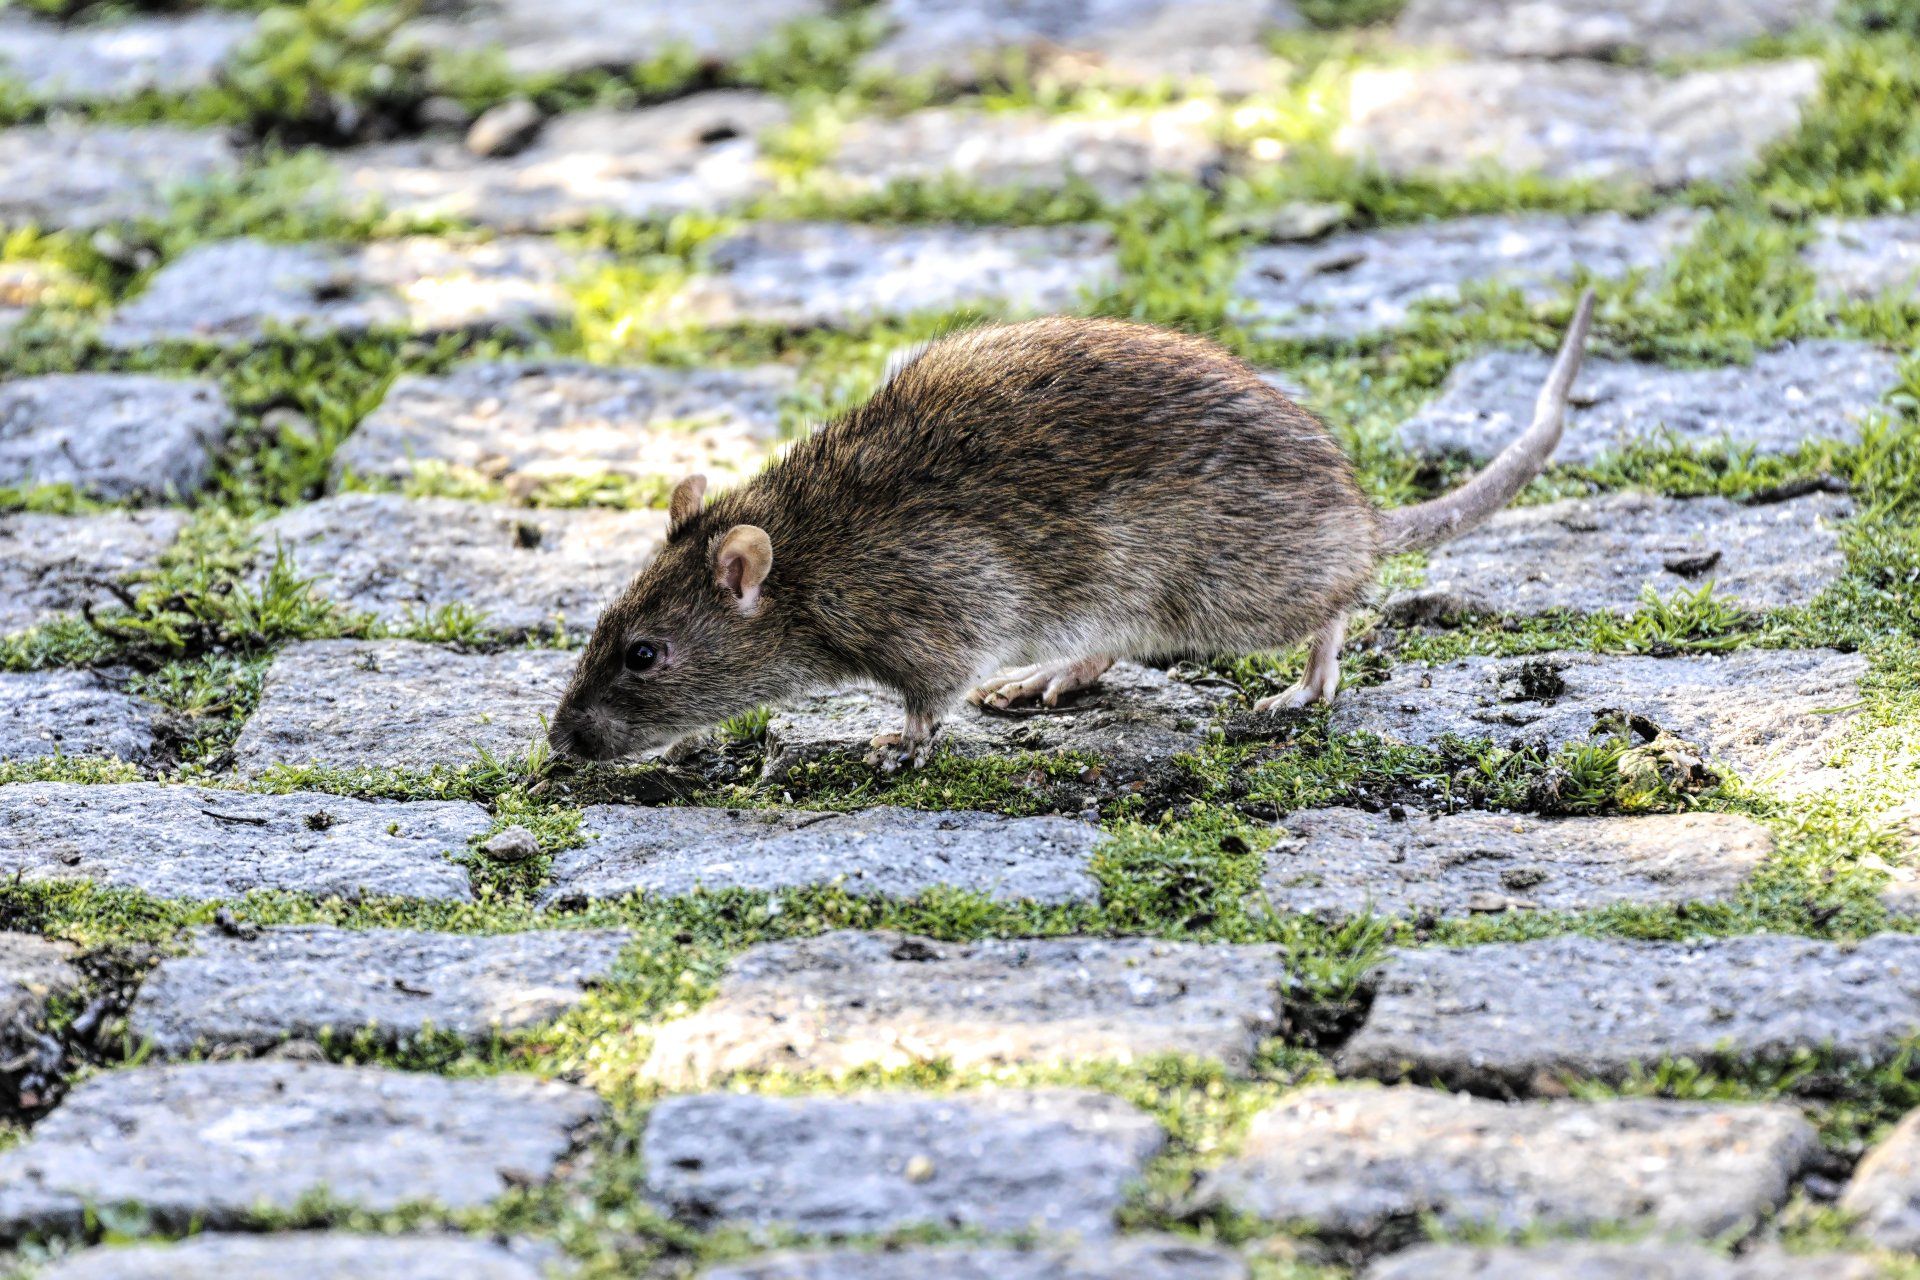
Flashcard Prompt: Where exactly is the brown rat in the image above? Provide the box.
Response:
[550,291,1595,770]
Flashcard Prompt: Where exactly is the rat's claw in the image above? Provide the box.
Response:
[969,656,1113,709]
[864,731,934,773]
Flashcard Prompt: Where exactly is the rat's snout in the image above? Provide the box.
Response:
[547,702,618,762]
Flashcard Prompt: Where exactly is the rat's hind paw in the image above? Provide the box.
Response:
[865,731,934,773]
[1254,664,1341,712]
[968,656,1114,709]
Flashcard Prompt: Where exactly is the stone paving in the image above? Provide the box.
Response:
[645,929,1290,1084]
[1203,1085,1818,1238]
[1364,1243,1878,1280]
[403,0,829,78]
[0,782,487,900]
[1258,808,1770,921]
[1234,210,1700,339]
[1,510,185,636]
[705,1238,1250,1280]
[1808,215,1920,302]
[100,237,597,349]
[253,492,665,637]
[0,124,240,230]
[231,639,575,776]
[0,13,252,103]
[39,1234,559,1280]
[1398,341,1901,463]
[643,1089,1164,1237]
[0,671,155,763]
[0,373,232,500]
[1393,0,1838,58]
[333,358,793,491]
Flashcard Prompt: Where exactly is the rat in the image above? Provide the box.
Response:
[549,289,1595,770]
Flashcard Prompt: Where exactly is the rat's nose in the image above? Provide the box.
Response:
[547,713,612,762]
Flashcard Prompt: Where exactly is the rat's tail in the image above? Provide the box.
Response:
[1380,288,1596,553]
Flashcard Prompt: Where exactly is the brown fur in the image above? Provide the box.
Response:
[550,307,1588,762]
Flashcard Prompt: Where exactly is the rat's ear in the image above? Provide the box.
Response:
[713,525,772,613]
[668,474,707,534]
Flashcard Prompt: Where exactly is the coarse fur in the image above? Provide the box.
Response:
[551,295,1594,767]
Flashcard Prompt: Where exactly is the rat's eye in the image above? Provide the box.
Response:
[624,640,661,673]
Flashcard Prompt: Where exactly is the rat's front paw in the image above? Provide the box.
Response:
[864,732,933,773]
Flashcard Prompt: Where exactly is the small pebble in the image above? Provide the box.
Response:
[482,825,542,862]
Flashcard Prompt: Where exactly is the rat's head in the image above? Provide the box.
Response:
[549,475,802,762]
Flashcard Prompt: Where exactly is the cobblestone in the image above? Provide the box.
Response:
[1807,215,1920,301]
[0,13,252,103]
[0,123,238,229]
[644,1088,1163,1237]
[706,1238,1248,1280]
[404,0,828,78]
[0,933,81,1112]
[1365,1244,1876,1280]
[1258,808,1769,921]
[230,640,575,777]
[1,510,185,636]
[1394,0,1838,58]
[39,1234,557,1280]
[645,929,1289,1084]
[0,782,486,901]
[0,671,155,763]
[1,373,231,500]
[253,493,665,638]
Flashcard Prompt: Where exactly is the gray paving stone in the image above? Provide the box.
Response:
[100,236,596,350]
[0,13,251,102]
[0,932,82,1111]
[1839,1104,1920,1252]
[1394,0,1838,58]
[253,493,665,638]
[644,1088,1163,1237]
[0,1061,600,1233]
[1259,808,1770,922]
[1339,932,1920,1090]
[1398,342,1900,464]
[337,93,790,230]
[1,510,185,636]
[865,0,1295,94]
[230,640,576,778]
[0,122,238,230]
[646,929,1288,1085]
[705,1237,1249,1280]
[763,662,1229,780]
[0,670,155,763]
[1337,61,1820,189]
[826,104,1223,202]
[1234,210,1700,340]
[1204,1085,1816,1239]
[39,1233,556,1280]
[1329,649,1867,790]
[546,806,1103,907]
[0,782,486,901]
[671,222,1120,329]
[1,373,231,500]
[1808,215,1920,302]
[333,359,792,491]
[1406,491,1851,617]
[129,925,633,1056]
[403,0,829,77]
[1364,1243,1877,1280]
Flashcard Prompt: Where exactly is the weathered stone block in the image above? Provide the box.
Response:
[1839,1105,1920,1252]
[762,663,1228,779]
[0,14,251,102]
[0,123,238,229]
[333,359,792,490]
[1398,343,1899,464]
[644,1088,1163,1237]
[252,493,664,638]
[1364,1243,1877,1280]
[40,1234,556,1280]
[101,236,595,349]
[0,932,82,1112]
[1336,61,1821,188]
[1,510,185,636]
[1204,1085,1816,1239]
[1258,808,1769,921]
[1407,492,1850,617]
[0,671,156,763]
[402,0,829,78]
[0,1061,601,1233]
[0,373,231,499]
[671,222,1120,328]
[1234,211,1699,340]
[128,925,633,1056]
[338,93,789,230]
[706,1237,1249,1280]
[864,0,1294,94]
[1328,649,1866,789]
[229,640,576,777]
[1340,933,1920,1090]
[645,929,1288,1084]
[545,805,1102,907]
[1808,215,1920,302]
[827,104,1223,202]
[1394,0,1838,59]
[0,782,486,901]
